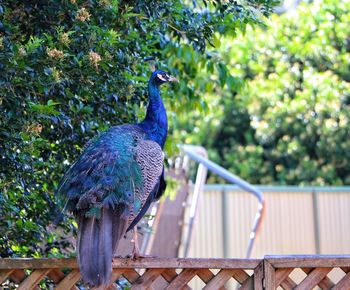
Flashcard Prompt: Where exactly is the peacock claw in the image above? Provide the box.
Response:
[131,252,155,260]
[130,225,155,260]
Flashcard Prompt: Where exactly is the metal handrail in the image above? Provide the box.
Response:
[182,146,208,257]
[181,145,265,259]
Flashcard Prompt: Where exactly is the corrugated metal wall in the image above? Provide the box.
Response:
[182,186,350,259]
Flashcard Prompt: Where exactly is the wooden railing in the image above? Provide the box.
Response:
[0,255,350,289]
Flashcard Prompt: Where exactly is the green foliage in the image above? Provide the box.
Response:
[183,0,350,185]
[0,0,276,257]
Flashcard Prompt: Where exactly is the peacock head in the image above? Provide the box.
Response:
[150,70,178,86]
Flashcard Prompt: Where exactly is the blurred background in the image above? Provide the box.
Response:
[175,0,350,259]
[128,0,350,261]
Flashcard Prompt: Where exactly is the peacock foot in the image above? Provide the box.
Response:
[131,250,155,260]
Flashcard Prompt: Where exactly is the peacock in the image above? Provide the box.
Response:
[57,70,178,287]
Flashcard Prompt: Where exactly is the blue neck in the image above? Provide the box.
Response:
[140,81,168,148]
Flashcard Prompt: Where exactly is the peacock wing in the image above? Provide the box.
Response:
[56,124,147,218]
[129,140,164,223]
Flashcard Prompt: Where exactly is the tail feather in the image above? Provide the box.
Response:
[77,206,128,286]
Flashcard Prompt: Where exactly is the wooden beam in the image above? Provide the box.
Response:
[0,257,260,270]
[0,258,78,269]
[4,256,350,270]
[112,258,260,269]
[265,255,350,268]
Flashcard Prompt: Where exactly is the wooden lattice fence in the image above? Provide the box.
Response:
[0,255,349,289]
[264,255,350,290]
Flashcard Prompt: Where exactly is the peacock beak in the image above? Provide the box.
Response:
[168,76,179,82]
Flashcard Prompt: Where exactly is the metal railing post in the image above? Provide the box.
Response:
[312,189,321,254]
[181,145,265,259]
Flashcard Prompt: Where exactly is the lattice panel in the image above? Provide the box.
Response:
[275,267,350,290]
[1,256,350,289]
[0,268,80,289]
[0,267,258,289]
[266,255,350,290]
[110,267,257,289]
[0,257,260,289]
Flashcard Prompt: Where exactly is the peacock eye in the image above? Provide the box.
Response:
[156,73,167,81]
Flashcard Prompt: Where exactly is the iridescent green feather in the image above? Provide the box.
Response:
[57,125,145,218]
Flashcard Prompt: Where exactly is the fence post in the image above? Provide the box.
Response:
[263,258,275,289]
[254,261,264,290]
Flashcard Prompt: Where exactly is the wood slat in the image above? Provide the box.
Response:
[0,269,14,284]
[18,269,50,290]
[165,269,197,290]
[132,268,164,289]
[9,269,41,290]
[105,269,125,290]
[231,269,250,284]
[273,267,296,289]
[332,272,350,290]
[301,267,335,289]
[203,269,235,290]
[161,269,178,282]
[161,269,192,290]
[9,269,27,284]
[275,268,294,286]
[47,269,79,290]
[47,269,65,283]
[55,269,81,290]
[123,268,141,283]
[295,268,332,290]
[196,269,215,284]
[280,277,297,290]
[240,276,254,290]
